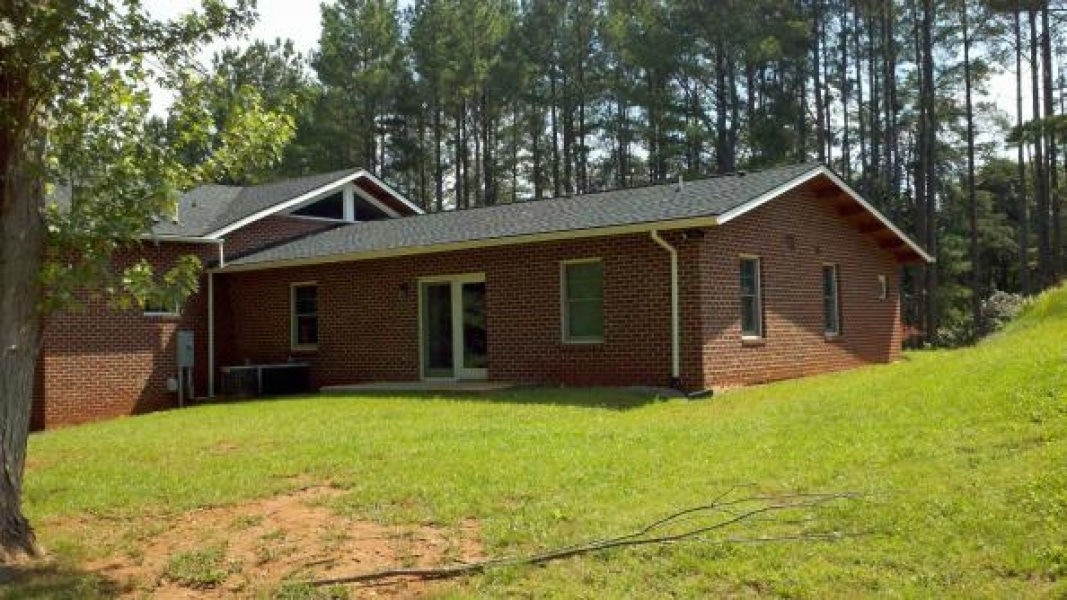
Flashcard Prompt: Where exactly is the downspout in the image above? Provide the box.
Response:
[650,230,681,389]
[208,240,223,398]
[208,271,215,398]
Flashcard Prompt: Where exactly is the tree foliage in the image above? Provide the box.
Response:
[0,0,294,556]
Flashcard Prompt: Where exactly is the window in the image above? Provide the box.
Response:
[878,275,888,300]
[823,265,841,336]
[144,293,179,317]
[562,260,604,342]
[291,283,318,349]
[740,256,763,338]
[292,192,345,220]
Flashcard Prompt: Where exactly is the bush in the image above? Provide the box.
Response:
[979,290,1025,336]
[937,290,1025,347]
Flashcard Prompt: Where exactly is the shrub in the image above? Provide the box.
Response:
[979,290,1025,336]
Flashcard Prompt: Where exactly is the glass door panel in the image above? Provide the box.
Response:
[421,282,454,378]
[460,282,488,377]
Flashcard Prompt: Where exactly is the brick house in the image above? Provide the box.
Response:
[34,162,930,429]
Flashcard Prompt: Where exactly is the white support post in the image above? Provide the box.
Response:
[342,185,356,222]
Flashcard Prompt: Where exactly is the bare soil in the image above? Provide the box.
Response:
[56,486,482,598]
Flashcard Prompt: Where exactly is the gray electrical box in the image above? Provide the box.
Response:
[177,331,195,367]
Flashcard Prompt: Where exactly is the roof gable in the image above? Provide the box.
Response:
[148,169,422,240]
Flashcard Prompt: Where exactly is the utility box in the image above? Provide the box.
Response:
[177,331,195,368]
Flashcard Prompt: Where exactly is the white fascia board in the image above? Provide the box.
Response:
[358,171,424,215]
[205,171,367,239]
[714,165,933,263]
[210,216,717,274]
[352,184,402,218]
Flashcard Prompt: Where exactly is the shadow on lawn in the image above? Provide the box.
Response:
[0,562,123,599]
[329,386,684,411]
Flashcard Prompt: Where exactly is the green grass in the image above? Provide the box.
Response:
[9,285,1067,598]
[163,546,232,589]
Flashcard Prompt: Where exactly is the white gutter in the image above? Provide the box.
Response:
[650,230,681,386]
[141,234,222,245]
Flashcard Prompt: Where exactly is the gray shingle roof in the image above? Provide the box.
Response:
[151,168,360,238]
[227,162,824,268]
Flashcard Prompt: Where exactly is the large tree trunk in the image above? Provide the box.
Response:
[1015,9,1030,294]
[1029,10,1051,289]
[962,3,981,330]
[0,132,45,559]
[1040,7,1060,281]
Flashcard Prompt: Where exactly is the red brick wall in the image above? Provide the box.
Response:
[33,216,334,429]
[697,186,903,388]
[222,215,338,258]
[34,242,216,429]
[220,234,683,389]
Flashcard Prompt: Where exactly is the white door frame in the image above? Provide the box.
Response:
[417,273,487,381]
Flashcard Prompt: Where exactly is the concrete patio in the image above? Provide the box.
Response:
[320,381,518,394]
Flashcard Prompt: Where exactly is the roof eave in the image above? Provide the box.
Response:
[715,165,934,264]
[140,233,221,244]
[211,216,718,274]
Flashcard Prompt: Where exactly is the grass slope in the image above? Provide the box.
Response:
[10,286,1067,598]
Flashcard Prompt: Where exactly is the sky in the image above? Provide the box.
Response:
[143,0,1033,134]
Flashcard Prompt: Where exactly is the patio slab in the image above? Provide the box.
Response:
[320,381,518,394]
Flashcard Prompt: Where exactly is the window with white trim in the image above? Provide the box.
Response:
[740,256,763,338]
[823,265,841,336]
[878,275,888,300]
[143,296,180,317]
[562,260,604,343]
[291,283,319,349]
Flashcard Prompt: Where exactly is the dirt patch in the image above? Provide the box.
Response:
[76,487,482,598]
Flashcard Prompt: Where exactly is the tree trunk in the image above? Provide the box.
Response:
[1041,7,1060,281]
[1015,9,1029,294]
[433,101,444,212]
[840,18,851,179]
[962,3,980,329]
[921,0,938,344]
[811,0,827,163]
[0,132,45,559]
[1030,10,1051,289]
[715,41,731,172]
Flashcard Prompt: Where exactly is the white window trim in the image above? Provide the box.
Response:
[560,258,605,344]
[823,264,842,337]
[739,254,763,340]
[144,299,181,318]
[144,309,181,318]
[290,281,319,351]
[877,274,888,301]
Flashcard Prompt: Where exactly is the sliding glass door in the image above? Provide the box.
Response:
[420,275,487,380]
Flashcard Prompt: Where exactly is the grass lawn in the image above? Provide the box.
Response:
[7,286,1067,598]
